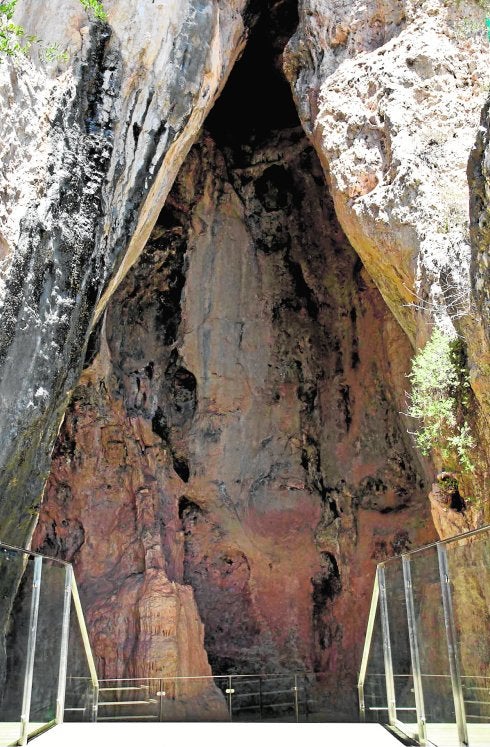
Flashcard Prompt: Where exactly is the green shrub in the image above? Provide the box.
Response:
[79,0,107,22]
[0,0,106,62]
[0,1,35,58]
[407,328,475,473]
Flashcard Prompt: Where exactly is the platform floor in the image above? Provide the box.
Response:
[0,723,46,746]
[32,722,403,747]
[426,723,490,746]
[1,720,488,746]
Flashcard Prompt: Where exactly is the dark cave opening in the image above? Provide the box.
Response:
[206,0,299,152]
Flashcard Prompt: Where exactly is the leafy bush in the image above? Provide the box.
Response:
[0,1,35,58]
[0,0,106,62]
[79,0,107,22]
[407,328,475,473]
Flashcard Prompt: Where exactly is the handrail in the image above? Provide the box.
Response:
[0,541,70,566]
[70,575,99,698]
[358,572,379,722]
[358,525,490,745]
[96,672,315,682]
[381,523,490,564]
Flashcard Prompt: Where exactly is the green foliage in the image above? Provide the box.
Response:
[0,0,106,63]
[79,0,107,21]
[0,0,36,58]
[40,42,69,63]
[0,1,18,19]
[407,328,475,473]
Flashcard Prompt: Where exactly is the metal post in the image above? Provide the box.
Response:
[402,555,427,745]
[359,680,366,723]
[55,565,73,724]
[293,673,299,722]
[259,677,263,721]
[437,543,468,747]
[158,678,165,722]
[358,571,380,722]
[226,675,233,721]
[20,556,42,745]
[378,565,397,726]
[70,575,99,722]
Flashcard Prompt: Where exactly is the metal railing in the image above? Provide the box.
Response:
[358,525,490,747]
[86,673,322,723]
[0,542,98,746]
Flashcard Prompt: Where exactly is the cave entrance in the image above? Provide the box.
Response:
[32,0,432,723]
[206,0,300,149]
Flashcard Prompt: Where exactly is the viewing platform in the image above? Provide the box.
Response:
[0,527,489,746]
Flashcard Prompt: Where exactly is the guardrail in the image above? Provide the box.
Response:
[358,525,490,746]
[65,672,326,721]
[0,543,98,746]
[68,673,325,723]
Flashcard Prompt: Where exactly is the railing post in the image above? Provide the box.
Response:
[259,676,263,721]
[91,683,99,722]
[227,675,233,721]
[293,674,299,722]
[437,543,468,747]
[20,556,42,745]
[402,555,427,745]
[378,564,397,726]
[358,680,366,723]
[55,565,73,724]
[358,571,380,722]
[158,678,165,722]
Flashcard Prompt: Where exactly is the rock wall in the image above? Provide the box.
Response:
[469,96,490,398]
[2,0,490,723]
[285,0,490,513]
[0,0,249,547]
[33,7,436,713]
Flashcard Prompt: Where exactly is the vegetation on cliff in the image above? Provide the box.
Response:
[0,0,106,60]
[407,328,475,474]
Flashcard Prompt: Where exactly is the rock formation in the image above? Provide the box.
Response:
[1,0,490,723]
[285,0,490,515]
[33,3,436,716]
[469,95,490,403]
[0,0,250,547]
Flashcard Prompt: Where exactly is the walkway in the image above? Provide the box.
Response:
[33,722,403,746]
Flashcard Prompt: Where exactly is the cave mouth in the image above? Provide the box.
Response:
[28,0,431,721]
[205,0,300,153]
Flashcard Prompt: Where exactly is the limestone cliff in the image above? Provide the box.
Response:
[1,0,489,723]
[285,0,490,517]
[469,96,490,391]
[34,6,436,714]
[0,0,249,546]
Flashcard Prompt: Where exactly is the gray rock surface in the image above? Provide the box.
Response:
[0,0,248,545]
[284,0,490,504]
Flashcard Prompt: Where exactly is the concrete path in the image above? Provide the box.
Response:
[34,722,403,746]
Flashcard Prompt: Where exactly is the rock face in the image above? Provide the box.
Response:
[2,0,490,724]
[0,0,249,547]
[34,5,436,717]
[284,0,490,511]
[469,95,490,398]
